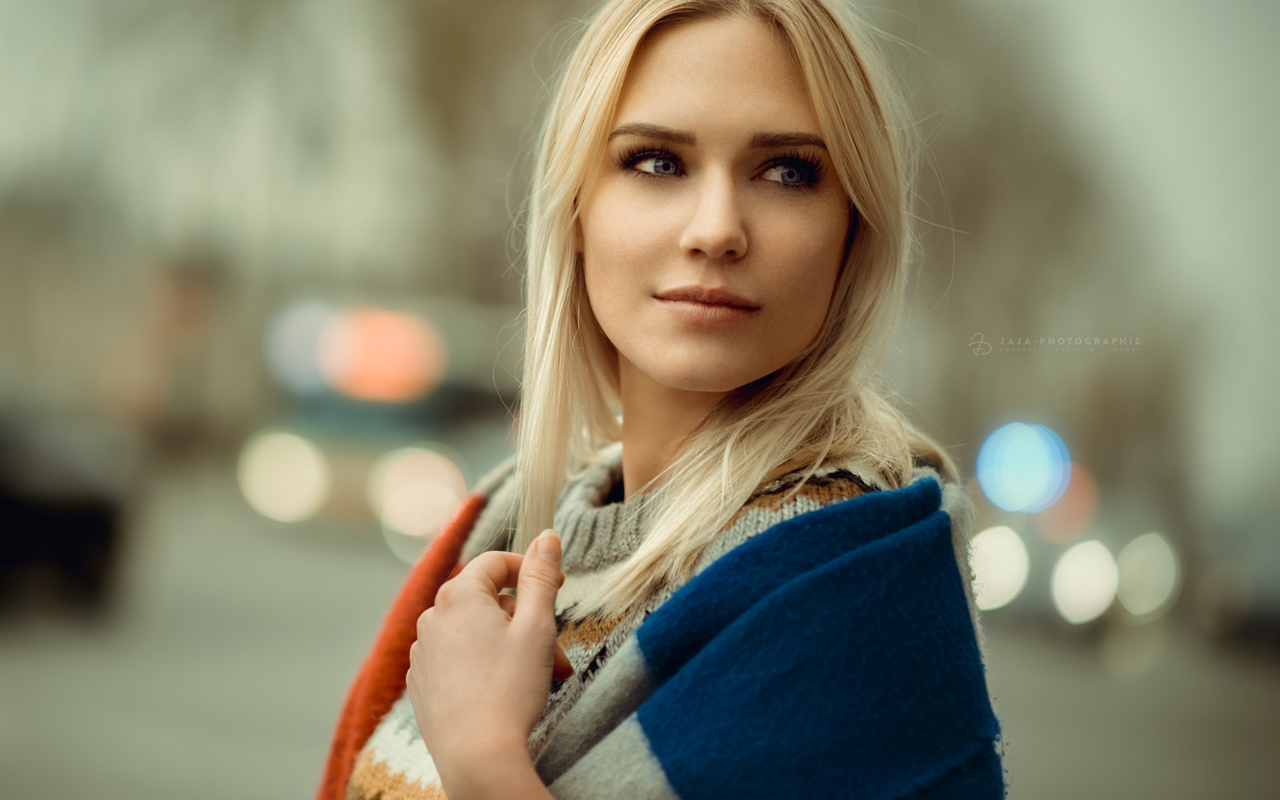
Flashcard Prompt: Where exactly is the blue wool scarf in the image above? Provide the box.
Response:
[547,475,1006,799]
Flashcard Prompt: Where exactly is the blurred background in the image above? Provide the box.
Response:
[0,0,1276,797]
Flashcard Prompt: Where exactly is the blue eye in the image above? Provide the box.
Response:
[760,155,823,187]
[763,163,807,185]
[617,145,685,179]
[616,146,824,188]
[633,154,680,176]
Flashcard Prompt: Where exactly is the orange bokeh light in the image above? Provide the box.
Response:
[319,307,446,403]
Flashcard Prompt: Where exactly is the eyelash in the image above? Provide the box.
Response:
[615,145,827,189]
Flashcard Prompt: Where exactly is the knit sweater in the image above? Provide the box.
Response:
[321,449,1005,799]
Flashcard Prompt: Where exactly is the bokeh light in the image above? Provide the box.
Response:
[237,431,331,523]
[262,299,339,396]
[367,446,467,538]
[318,307,447,403]
[1033,462,1099,544]
[1051,540,1119,624]
[970,525,1030,611]
[1116,532,1180,618]
[976,422,1071,513]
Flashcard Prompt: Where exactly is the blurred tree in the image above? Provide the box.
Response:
[873,0,1198,548]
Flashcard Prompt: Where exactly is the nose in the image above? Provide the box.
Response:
[679,171,748,260]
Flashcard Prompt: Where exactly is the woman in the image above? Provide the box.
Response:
[320,1,1004,797]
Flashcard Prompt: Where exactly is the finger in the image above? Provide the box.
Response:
[512,529,565,632]
[450,551,525,600]
[497,593,517,618]
[552,641,574,681]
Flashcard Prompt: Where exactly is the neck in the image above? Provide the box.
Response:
[617,357,725,500]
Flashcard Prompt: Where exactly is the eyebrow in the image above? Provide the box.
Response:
[607,123,828,151]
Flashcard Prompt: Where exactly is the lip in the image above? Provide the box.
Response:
[653,285,760,310]
[653,285,760,327]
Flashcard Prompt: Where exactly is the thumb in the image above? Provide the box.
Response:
[513,529,565,628]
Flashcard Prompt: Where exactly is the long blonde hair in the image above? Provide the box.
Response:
[516,0,955,620]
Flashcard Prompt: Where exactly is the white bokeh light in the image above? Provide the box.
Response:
[381,482,461,539]
[1117,532,1180,617]
[237,431,331,523]
[970,526,1030,611]
[1051,540,1119,624]
[367,446,467,537]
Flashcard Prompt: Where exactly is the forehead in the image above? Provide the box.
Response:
[612,15,821,138]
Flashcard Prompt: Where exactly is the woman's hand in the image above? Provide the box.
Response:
[407,530,571,799]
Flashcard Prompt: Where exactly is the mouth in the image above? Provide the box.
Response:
[653,285,760,310]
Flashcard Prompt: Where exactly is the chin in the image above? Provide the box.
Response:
[647,362,775,395]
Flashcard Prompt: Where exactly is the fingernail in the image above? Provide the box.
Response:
[537,529,561,562]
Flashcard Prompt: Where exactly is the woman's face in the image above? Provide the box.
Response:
[577,15,850,401]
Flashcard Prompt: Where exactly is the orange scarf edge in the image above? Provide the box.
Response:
[315,493,487,800]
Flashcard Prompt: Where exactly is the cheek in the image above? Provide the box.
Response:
[581,241,631,354]
[578,191,667,313]
[769,208,847,306]
[806,200,853,267]
[581,260,612,330]
[581,178,687,256]
[577,206,614,332]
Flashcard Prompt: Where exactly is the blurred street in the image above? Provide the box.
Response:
[0,453,1276,799]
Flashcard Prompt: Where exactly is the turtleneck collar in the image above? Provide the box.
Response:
[553,450,659,572]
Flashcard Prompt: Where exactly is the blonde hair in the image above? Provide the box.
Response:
[516,0,955,620]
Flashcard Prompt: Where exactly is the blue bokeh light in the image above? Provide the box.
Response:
[977,422,1072,513]
[263,299,338,397]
